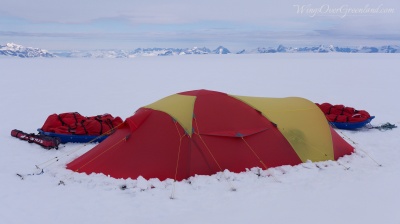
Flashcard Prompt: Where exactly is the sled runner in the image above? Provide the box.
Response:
[329,116,375,130]
[37,128,108,143]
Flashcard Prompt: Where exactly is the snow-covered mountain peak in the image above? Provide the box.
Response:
[4,42,24,50]
[212,46,231,54]
[0,43,55,58]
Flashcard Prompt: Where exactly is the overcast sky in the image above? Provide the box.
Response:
[0,0,399,51]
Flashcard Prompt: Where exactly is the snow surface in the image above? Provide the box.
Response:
[1,54,399,224]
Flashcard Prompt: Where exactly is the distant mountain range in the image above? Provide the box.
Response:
[1,43,399,58]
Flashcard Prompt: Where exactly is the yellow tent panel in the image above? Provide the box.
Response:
[232,95,334,162]
[144,94,196,135]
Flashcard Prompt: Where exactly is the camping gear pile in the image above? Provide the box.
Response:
[11,112,123,149]
[41,112,123,136]
[39,112,123,143]
[13,90,394,182]
[316,103,375,130]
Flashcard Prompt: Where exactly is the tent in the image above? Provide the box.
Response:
[67,90,354,181]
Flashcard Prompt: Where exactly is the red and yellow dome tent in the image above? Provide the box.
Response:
[67,90,353,180]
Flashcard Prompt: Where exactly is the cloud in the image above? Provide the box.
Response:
[1,0,399,50]
[2,1,399,31]
[3,1,398,22]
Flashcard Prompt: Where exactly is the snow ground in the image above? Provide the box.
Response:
[1,54,399,224]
